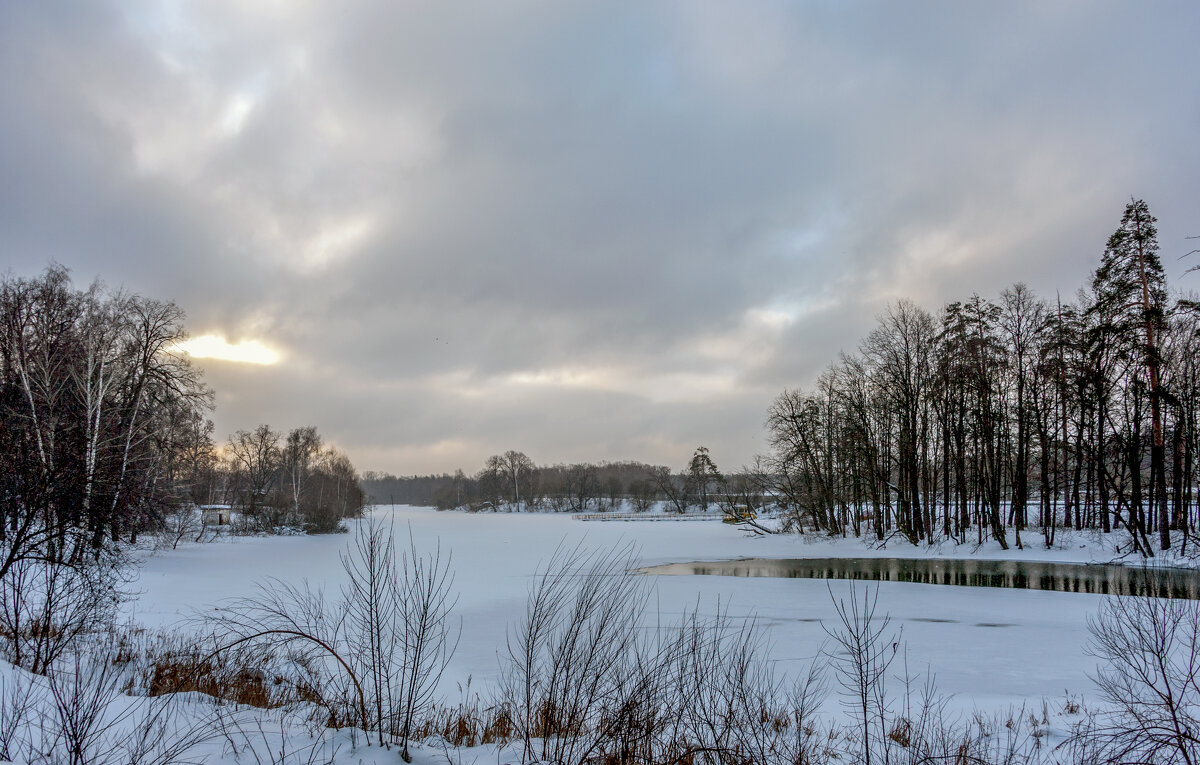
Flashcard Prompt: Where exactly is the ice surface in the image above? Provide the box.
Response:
[129,505,1115,710]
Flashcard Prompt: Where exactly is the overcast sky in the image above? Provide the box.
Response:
[3,2,1198,475]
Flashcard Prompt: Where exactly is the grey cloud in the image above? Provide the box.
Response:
[3,1,1198,474]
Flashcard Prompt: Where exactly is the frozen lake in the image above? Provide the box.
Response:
[130,505,1139,715]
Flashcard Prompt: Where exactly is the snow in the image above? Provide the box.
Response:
[128,505,1120,710]
[8,505,1155,763]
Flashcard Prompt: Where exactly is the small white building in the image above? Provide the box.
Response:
[199,504,232,525]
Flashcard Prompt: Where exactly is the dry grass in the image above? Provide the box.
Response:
[112,630,327,713]
[414,698,515,748]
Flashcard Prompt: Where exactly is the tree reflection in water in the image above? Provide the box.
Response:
[639,558,1200,599]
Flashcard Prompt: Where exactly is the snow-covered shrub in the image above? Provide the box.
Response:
[200,519,458,761]
[497,543,833,765]
[0,641,224,765]
[0,548,130,674]
[1065,571,1200,764]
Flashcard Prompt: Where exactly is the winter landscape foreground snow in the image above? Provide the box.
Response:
[132,505,1116,707]
[3,505,1192,763]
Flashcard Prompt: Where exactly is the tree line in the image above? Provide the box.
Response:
[0,266,365,571]
[206,423,366,533]
[363,447,741,515]
[761,199,1199,556]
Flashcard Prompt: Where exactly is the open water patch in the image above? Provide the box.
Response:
[638,557,1200,599]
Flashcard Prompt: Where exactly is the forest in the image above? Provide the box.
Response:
[759,200,1198,556]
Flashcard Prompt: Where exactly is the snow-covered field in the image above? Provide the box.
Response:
[130,505,1125,714]
[3,505,1172,763]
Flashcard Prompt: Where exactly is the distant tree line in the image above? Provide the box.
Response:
[761,200,1200,556]
[1,266,365,571]
[362,447,757,516]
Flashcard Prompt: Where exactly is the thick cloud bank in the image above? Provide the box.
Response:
[3,1,1198,472]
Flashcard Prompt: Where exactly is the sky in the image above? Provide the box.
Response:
[2,2,1199,476]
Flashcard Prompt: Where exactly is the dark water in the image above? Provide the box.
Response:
[639,557,1200,599]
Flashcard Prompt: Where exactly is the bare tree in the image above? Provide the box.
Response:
[156,503,205,550]
[627,477,657,512]
[486,450,535,510]
[396,531,459,761]
[1070,573,1200,763]
[226,425,282,525]
[1000,283,1047,550]
[306,446,365,531]
[563,462,599,512]
[0,546,129,674]
[341,519,404,747]
[284,426,322,516]
[825,585,900,765]
[500,542,648,764]
[649,466,690,514]
[340,518,459,760]
[101,295,208,545]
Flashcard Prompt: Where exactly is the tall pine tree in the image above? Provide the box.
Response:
[1093,199,1169,550]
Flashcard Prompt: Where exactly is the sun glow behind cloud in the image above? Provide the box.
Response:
[174,334,282,365]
